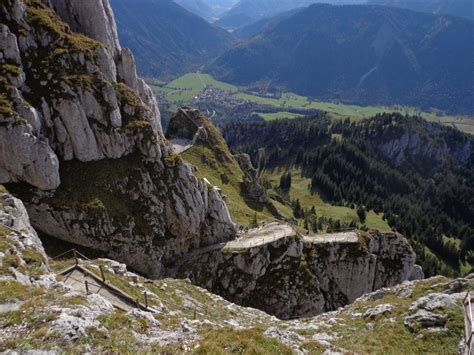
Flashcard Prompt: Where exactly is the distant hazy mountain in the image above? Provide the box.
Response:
[174,0,215,20]
[110,0,235,79]
[204,0,239,16]
[175,0,238,19]
[217,0,363,29]
[209,4,474,114]
[368,0,474,20]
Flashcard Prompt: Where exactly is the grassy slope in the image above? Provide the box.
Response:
[0,193,466,353]
[442,235,473,275]
[175,154,388,230]
[181,139,390,230]
[182,145,275,226]
[326,276,466,354]
[262,168,392,232]
[180,111,390,230]
[1,247,467,353]
[148,73,474,133]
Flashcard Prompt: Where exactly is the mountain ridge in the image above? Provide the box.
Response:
[110,0,235,79]
[209,3,474,115]
[217,0,364,29]
[368,0,474,20]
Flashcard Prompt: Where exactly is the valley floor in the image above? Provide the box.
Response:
[149,73,474,134]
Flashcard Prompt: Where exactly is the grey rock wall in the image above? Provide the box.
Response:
[179,230,423,319]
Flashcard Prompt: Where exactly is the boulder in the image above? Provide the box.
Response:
[404,309,447,332]
[363,304,393,319]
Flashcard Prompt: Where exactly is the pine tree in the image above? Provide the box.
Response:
[279,174,286,191]
[250,213,258,228]
[286,171,292,191]
[357,205,367,223]
[279,172,292,192]
[293,199,302,219]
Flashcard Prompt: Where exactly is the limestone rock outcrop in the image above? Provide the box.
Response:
[234,153,269,204]
[0,0,163,188]
[365,115,473,175]
[48,0,162,125]
[47,0,122,57]
[178,229,423,319]
[0,0,235,277]
[0,191,50,284]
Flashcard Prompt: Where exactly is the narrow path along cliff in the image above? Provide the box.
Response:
[170,223,371,278]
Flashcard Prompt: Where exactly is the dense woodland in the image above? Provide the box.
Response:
[224,114,474,276]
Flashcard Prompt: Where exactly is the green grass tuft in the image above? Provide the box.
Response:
[195,327,293,355]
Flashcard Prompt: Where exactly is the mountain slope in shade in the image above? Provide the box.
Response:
[110,0,235,79]
[368,0,474,20]
[234,8,301,38]
[209,4,474,114]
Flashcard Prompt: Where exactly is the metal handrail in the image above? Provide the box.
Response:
[464,291,473,355]
[52,248,91,261]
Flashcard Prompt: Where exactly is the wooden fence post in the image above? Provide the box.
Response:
[99,265,106,283]
[85,280,89,295]
[144,292,148,309]
[73,250,78,266]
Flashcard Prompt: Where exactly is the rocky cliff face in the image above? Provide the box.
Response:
[234,153,269,204]
[178,229,424,319]
[363,115,473,175]
[0,0,235,277]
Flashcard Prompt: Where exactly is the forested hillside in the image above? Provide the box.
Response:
[210,4,474,115]
[110,0,235,79]
[223,114,474,276]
